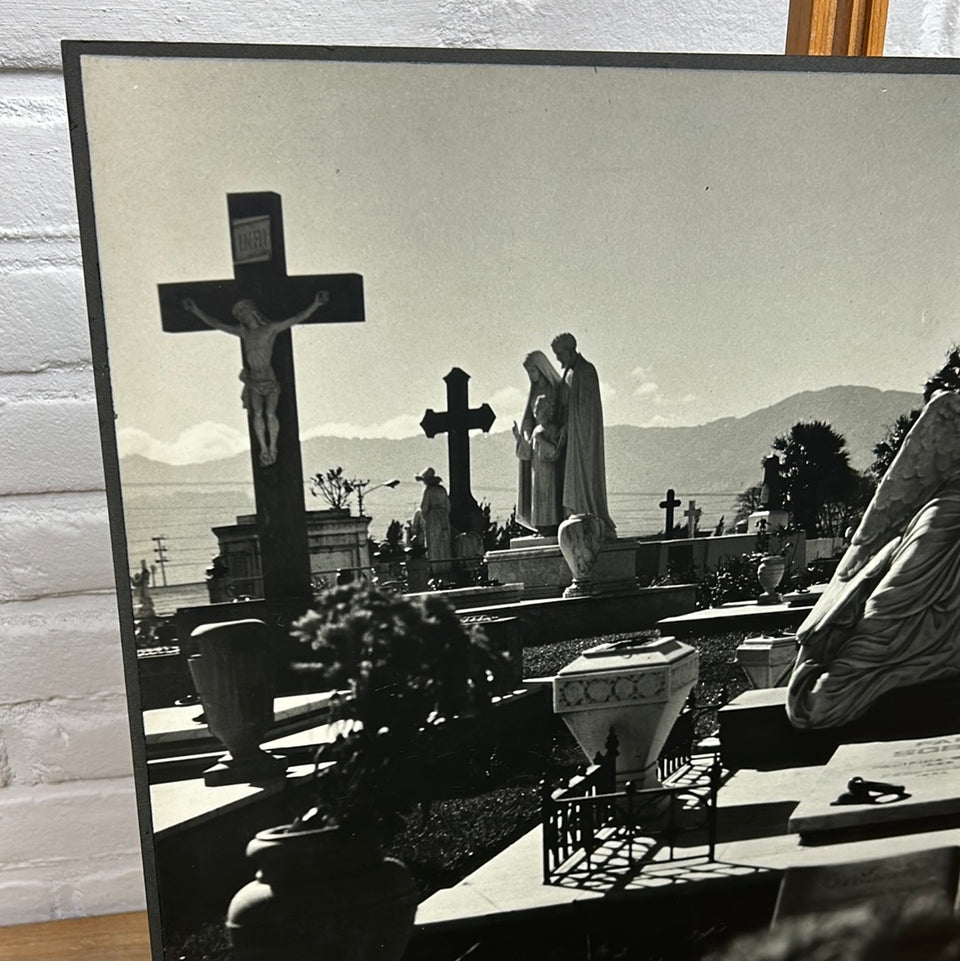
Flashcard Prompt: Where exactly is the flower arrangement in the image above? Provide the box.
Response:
[288,582,507,838]
[753,517,796,558]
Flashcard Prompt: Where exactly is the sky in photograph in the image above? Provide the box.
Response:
[78,53,960,466]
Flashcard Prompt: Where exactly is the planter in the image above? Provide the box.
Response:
[757,554,787,605]
[558,513,604,597]
[187,618,288,785]
[553,635,699,792]
[226,824,418,961]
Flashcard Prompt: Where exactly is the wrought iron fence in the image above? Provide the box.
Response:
[542,692,728,885]
[541,728,619,882]
[541,749,722,884]
[657,687,727,781]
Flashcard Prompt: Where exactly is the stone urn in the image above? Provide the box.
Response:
[558,513,604,598]
[553,635,699,791]
[226,824,418,961]
[187,618,288,786]
[757,554,787,605]
[736,633,798,688]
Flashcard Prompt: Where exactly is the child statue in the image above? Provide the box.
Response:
[527,393,562,536]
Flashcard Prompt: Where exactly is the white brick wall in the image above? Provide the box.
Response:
[0,0,955,931]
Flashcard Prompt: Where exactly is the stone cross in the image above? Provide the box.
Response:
[158,192,364,604]
[659,488,681,538]
[684,500,701,539]
[420,367,495,534]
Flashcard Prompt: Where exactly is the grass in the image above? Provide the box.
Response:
[166,629,751,960]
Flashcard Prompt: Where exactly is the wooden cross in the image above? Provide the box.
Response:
[684,500,701,540]
[659,488,681,538]
[157,192,364,604]
[420,367,496,534]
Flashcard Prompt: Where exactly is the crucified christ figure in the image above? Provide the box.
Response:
[182,291,329,466]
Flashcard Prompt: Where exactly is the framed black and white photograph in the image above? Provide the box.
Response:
[64,43,960,961]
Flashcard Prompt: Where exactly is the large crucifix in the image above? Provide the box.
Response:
[420,368,495,535]
[158,192,364,604]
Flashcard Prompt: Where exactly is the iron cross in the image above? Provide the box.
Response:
[420,367,496,534]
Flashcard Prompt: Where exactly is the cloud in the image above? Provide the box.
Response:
[118,422,250,464]
[302,414,425,440]
[635,381,659,398]
[629,362,696,412]
[486,386,527,431]
[640,414,670,428]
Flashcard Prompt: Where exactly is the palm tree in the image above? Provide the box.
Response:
[773,421,858,537]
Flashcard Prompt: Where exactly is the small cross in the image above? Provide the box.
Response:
[684,500,701,540]
[157,192,364,603]
[659,488,681,538]
[420,367,496,534]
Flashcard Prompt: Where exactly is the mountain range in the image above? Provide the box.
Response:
[120,385,919,497]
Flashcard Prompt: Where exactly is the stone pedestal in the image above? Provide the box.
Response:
[553,635,699,790]
[485,537,639,599]
[510,534,558,549]
[736,633,797,689]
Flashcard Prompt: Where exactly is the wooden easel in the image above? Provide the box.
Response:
[786,0,888,55]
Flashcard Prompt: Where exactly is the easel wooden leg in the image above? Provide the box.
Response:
[786,0,888,55]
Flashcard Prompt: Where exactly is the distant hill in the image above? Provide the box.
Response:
[120,385,919,496]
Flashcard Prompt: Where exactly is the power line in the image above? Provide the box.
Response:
[151,534,170,587]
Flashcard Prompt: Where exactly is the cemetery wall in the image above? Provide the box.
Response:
[0,0,956,930]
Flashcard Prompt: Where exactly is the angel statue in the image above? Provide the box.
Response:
[787,389,960,730]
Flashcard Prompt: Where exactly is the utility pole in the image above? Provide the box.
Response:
[152,535,169,587]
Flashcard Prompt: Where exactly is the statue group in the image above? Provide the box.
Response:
[512,333,615,539]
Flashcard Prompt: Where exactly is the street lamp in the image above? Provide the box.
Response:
[355,477,401,517]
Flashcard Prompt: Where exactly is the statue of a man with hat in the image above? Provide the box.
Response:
[415,467,453,576]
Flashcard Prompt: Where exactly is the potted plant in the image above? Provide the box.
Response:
[754,520,798,604]
[225,581,506,961]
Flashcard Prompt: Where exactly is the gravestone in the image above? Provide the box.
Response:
[790,734,960,838]
[420,367,495,536]
[158,192,364,604]
[684,500,700,539]
[659,489,681,537]
[773,847,960,921]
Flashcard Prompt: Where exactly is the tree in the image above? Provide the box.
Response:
[733,484,763,528]
[772,421,858,537]
[923,343,960,400]
[817,469,876,538]
[870,344,960,481]
[309,466,366,512]
[870,410,921,481]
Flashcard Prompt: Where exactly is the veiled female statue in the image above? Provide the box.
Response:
[512,350,563,535]
[787,390,960,729]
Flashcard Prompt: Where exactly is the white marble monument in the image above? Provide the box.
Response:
[553,635,699,791]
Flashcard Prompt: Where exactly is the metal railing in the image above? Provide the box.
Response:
[541,729,619,882]
[541,692,728,885]
[541,748,722,884]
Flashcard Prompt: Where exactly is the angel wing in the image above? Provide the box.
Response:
[837,390,960,582]
[796,390,960,646]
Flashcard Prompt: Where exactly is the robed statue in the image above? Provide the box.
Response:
[551,332,616,537]
[787,390,960,729]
